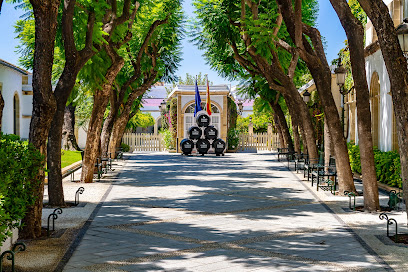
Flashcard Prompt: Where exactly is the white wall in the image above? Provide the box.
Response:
[365,50,393,151]
[0,65,28,138]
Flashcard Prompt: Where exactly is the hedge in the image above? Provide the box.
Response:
[0,134,44,246]
[347,142,402,188]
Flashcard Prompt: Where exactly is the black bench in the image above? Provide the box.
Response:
[312,158,337,194]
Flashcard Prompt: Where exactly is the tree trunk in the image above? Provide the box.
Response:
[282,89,318,160]
[330,0,379,211]
[324,119,332,166]
[0,93,4,131]
[292,121,301,154]
[100,94,119,158]
[311,69,356,193]
[21,0,60,239]
[109,108,135,157]
[357,0,408,212]
[81,91,111,183]
[269,101,294,152]
[81,58,125,183]
[62,103,80,151]
[276,0,356,193]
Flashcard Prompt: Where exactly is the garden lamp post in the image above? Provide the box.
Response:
[303,90,311,103]
[396,18,408,60]
[334,59,349,138]
[237,100,243,115]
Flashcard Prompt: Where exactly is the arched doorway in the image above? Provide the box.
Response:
[13,93,20,136]
[370,72,380,147]
[184,103,220,138]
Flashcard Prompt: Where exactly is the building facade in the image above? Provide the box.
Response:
[362,0,404,151]
[0,59,33,140]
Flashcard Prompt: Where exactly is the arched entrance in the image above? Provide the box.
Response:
[13,93,20,136]
[184,103,220,138]
[370,72,380,147]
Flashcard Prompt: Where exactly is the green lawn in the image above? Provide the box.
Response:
[61,150,82,168]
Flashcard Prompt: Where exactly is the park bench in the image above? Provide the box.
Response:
[101,152,113,173]
[312,157,337,194]
[94,157,103,181]
[115,147,124,160]
[61,162,82,182]
[277,148,289,161]
[293,153,308,173]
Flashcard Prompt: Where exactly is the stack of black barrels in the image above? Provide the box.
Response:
[180,112,226,156]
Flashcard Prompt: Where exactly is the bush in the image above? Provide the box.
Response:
[120,143,130,152]
[0,134,44,246]
[227,128,240,150]
[347,142,361,174]
[160,129,175,150]
[347,142,402,188]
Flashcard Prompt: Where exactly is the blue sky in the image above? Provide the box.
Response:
[0,0,346,85]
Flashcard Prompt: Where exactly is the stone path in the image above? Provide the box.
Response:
[62,152,391,272]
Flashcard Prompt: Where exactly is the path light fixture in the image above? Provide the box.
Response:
[334,59,347,90]
[396,18,408,57]
[237,100,243,115]
[303,90,311,103]
[334,58,353,138]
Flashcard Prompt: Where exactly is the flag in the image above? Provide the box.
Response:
[194,79,202,117]
[205,78,212,116]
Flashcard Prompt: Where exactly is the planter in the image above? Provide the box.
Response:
[0,227,19,253]
[226,147,238,153]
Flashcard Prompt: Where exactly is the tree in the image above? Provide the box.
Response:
[275,0,356,193]
[356,0,408,217]
[178,72,212,85]
[329,0,379,211]
[192,0,318,159]
[21,0,60,239]
[108,0,183,158]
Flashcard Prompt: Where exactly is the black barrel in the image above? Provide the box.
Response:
[180,138,194,155]
[212,138,226,155]
[188,126,202,140]
[204,126,218,140]
[196,113,210,127]
[196,139,210,155]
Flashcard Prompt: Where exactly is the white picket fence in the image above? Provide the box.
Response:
[238,133,280,151]
[122,133,164,152]
[122,132,280,152]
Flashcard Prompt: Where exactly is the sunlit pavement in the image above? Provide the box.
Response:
[62,152,393,272]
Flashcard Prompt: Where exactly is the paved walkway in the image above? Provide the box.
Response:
[63,152,394,272]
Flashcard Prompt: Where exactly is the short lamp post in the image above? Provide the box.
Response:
[237,100,243,115]
[396,18,408,60]
[334,60,348,138]
[303,90,311,104]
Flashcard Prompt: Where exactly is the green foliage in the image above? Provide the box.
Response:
[0,134,45,246]
[61,150,82,169]
[237,113,272,133]
[126,112,155,131]
[227,96,237,132]
[227,128,239,150]
[347,142,402,188]
[178,72,212,85]
[169,97,178,147]
[120,143,130,152]
[347,142,361,174]
[160,129,175,150]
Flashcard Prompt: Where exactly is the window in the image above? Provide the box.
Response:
[185,103,219,113]
[22,76,28,85]
[13,93,20,136]
[184,102,221,138]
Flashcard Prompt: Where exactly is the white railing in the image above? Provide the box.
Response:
[122,132,279,152]
[238,132,280,151]
[122,133,164,152]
